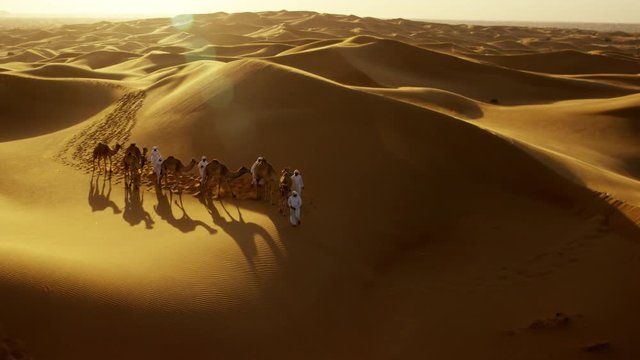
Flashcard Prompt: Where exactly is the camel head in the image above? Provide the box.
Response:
[185,158,197,172]
[281,168,291,176]
[230,166,250,178]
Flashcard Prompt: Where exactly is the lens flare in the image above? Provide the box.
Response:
[171,14,194,31]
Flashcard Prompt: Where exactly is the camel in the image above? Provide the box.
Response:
[161,156,196,187]
[202,159,250,198]
[124,143,142,159]
[253,157,278,205]
[140,147,148,170]
[123,144,147,188]
[92,142,122,173]
[122,151,142,188]
[278,168,293,215]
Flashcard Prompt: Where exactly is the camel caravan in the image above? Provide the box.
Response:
[92,142,304,226]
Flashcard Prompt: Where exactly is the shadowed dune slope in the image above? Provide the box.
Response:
[0,73,124,141]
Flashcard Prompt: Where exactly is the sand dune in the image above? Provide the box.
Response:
[13,63,128,80]
[67,49,139,69]
[0,10,639,360]
[471,50,640,74]
[269,36,634,104]
[0,73,124,140]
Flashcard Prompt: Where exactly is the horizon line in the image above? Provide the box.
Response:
[2,10,640,26]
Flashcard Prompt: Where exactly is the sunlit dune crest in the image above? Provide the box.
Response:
[0,11,639,360]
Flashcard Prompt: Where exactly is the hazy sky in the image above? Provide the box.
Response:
[2,0,640,23]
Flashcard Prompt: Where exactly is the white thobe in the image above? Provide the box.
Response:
[153,158,163,183]
[198,159,209,179]
[291,174,304,195]
[287,194,302,225]
[250,159,260,185]
[150,149,162,166]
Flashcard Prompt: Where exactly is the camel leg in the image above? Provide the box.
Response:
[266,183,273,205]
[226,179,236,198]
[255,180,260,201]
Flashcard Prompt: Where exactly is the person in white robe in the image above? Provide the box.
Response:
[290,169,304,196]
[153,157,163,185]
[149,146,162,167]
[250,156,264,185]
[198,156,209,180]
[287,190,302,226]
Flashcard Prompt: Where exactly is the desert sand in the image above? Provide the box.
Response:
[0,11,639,359]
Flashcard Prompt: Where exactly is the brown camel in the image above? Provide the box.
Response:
[161,156,196,187]
[140,147,148,169]
[253,158,278,204]
[278,168,293,215]
[92,142,122,173]
[124,143,142,159]
[202,159,250,198]
[123,151,142,188]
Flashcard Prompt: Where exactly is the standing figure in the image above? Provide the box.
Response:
[250,156,264,185]
[154,157,163,185]
[198,156,209,181]
[290,169,304,196]
[149,146,162,169]
[287,190,302,226]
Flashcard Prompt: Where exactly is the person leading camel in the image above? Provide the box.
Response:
[291,169,304,196]
[288,190,302,226]
[250,156,264,185]
[198,156,209,182]
[149,146,162,169]
[153,157,163,185]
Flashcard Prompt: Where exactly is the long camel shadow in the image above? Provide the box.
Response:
[154,185,216,235]
[88,174,121,214]
[123,186,154,229]
[200,195,284,270]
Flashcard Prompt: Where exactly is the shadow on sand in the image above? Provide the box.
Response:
[199,195,285,270]
[123,185,154,229]
[154,185,216,235]
[88,174,121,214]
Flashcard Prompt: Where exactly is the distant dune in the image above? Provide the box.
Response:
[0,11,639,360]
